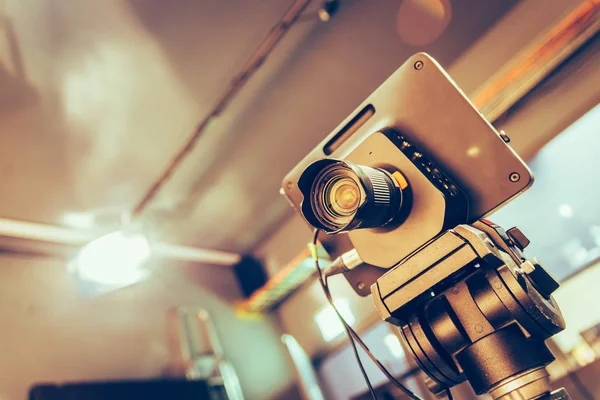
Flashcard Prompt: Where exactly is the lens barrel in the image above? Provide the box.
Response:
[298,159,404,233]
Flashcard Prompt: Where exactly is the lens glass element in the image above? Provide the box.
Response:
[327,178,361,216]
[311,165,364,231]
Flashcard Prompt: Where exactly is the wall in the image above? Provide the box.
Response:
[0,253,294,400]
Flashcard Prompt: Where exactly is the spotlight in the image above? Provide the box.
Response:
[70,230,151,291]
[318,0,339,22]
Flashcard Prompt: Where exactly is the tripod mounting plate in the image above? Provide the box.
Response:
[371,221,567,397]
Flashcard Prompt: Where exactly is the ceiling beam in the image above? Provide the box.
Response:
[0,218,241,266]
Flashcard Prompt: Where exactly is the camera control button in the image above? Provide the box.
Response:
[507,227,530,250]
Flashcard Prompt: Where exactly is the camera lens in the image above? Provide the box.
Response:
[298,159,405,233]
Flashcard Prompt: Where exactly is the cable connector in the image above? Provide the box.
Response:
[324,249,364,278]
[307,242,319,261]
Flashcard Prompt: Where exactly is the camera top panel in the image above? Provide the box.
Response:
[282,53,532,226]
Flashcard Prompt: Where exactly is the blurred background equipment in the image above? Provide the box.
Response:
[177,307,244,400]
[29,379,212,400]
[232,256,268,299]
[282,334,326,400]
[0,0,599,399]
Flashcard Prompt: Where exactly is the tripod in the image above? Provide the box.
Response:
[371,220,570,399]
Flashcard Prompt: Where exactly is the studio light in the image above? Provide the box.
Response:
[70,230,151,291]
[318,0,339,22]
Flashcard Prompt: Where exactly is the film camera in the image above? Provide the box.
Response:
[281,54,569,399]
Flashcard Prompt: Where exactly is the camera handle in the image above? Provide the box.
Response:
[371,220,570,399]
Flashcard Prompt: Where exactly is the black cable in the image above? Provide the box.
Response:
[311,230,377,399]
[340,304,378,399]
[446,388,453,400]
[323,274,422,400]
[311,230,423,400]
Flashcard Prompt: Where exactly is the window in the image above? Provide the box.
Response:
[314,299,355,342]
[491,104,600,280]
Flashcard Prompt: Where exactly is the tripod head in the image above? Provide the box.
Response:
[372,220,567,398]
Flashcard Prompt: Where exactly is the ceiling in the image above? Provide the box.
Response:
[0,0,520,256]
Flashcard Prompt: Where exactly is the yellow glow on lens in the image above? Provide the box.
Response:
[329,179,360,215]
[336,184,359,209]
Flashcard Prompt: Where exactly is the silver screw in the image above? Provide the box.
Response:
[357,282,365,290]
[509,172,520,182]
[519,260,536,274]
[286,181,293,189]
[414,60,424,70]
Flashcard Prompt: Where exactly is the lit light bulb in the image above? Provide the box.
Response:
[70,231,151,289]
[558,204,573,218]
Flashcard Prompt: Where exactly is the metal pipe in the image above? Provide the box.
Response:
[131,0,312,218]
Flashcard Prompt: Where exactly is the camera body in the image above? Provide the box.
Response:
[281,53,570,399]
[281,53,532,288]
